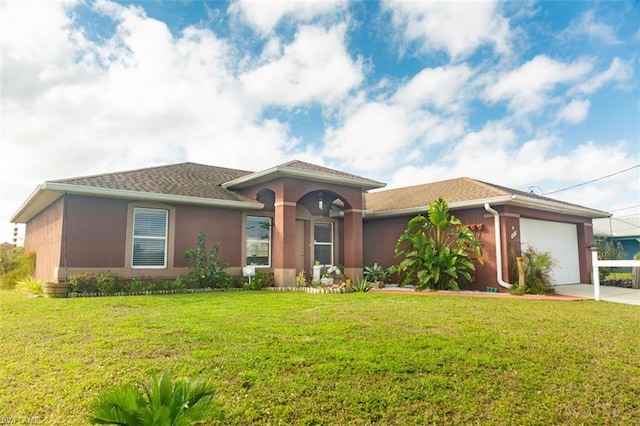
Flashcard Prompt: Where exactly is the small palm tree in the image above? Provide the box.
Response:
[90,371,216,425]
[515,247,556,295]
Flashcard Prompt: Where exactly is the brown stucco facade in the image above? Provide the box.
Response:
[24,197,64,281]
[363,204,596,291]
[13,161,606,288]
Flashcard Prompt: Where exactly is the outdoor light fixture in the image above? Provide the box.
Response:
[318,191,323,210]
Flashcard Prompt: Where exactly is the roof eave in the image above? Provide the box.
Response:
[11,182,263,223]
[223,166,386,191]
[509,194,611,218]
[364,194,611,219]
[364,196,514,218]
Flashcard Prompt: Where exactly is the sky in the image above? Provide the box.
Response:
[1,0,639,245]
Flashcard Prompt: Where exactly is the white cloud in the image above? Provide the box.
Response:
[393,64,474,112]
[322,102,419,170]
[0,0,312,237]
[383,0,511,60]
[240,24,363,107]
[322,100,466,171]
[571,57,633,95]
[387,129,638,216]
[558,99,590,124]
[229,0,348,35]
[563,10,620,45]
[483,55,592,115]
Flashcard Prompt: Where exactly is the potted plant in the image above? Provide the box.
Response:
[363,263,390,288]
[320,265,342,286]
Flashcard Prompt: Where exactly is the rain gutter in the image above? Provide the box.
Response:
[484,203,513,289]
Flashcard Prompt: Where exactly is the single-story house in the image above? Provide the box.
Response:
[11,160,610,290]
[593,216,640,260]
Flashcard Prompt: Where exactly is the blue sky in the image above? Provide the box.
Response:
[1,0,639,244]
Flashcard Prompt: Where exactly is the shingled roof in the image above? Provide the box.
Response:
[12,162,609,223]
[55,162,255,203]
[223,159,385,190]
[364,177,609,218]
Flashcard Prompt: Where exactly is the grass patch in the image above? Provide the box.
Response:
[604,271,632,281]
[1,290,639,424]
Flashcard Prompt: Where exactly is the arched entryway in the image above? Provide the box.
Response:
[226,160,384,286]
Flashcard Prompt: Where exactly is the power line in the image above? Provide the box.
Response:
[610,204,640,213]
[543,164,640,195]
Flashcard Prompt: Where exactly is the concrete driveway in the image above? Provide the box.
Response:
[555,284,640,306]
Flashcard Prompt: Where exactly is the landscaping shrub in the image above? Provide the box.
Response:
[596,237,626,280]
[0,247,35,289]
[68,273,99,293]
[394,197,482,290]
[95,271,123,295]
[246,270,274,290]
[229,275,245,289]
[184,230,230,288]
[90,371,217,425]
[510,247,556,295]
[15,276,44,296]
[294,271,307,288]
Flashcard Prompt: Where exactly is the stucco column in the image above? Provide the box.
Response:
[273,201,297,286]
[343,209,364,281]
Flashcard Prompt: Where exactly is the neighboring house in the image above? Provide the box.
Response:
[593,216,640,260]
[11,161,609,290]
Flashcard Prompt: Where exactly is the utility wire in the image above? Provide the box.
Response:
[610,204,640,213]
[543,164,640,195]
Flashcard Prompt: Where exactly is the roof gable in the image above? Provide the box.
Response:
[223,160,385,190]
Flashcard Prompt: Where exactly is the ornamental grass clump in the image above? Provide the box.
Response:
[0,247,35,289]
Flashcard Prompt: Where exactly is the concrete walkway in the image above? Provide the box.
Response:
[555,284,640,306]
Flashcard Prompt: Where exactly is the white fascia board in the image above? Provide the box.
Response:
[364,196,514,218]
[364,194,610,219]
[509,194,610,218]
[11,182,263,223]
[10,184,63,223]
[223,166,386,190]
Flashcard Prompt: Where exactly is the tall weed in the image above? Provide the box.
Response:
[0,248,35,289]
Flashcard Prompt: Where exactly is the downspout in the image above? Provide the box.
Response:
[63,193,68,283]
[484,203,512,288]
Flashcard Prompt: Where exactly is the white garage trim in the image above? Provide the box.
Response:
[520,218,580,285]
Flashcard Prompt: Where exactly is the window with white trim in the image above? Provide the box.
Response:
[314,222,333,266]
[246,216,272,267]
[132,208,168,268]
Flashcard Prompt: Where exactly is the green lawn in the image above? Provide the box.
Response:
[1,290,639,425]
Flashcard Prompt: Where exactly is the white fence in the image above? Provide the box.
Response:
[591,248,640,301]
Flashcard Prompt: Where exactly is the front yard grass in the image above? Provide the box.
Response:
[1,290,639,425]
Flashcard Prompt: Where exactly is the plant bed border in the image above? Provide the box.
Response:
[68,287,244,298]
[265,286,353,294]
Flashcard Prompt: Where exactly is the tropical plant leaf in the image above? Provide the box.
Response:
[90,372,216,426]
[394,197,482,290]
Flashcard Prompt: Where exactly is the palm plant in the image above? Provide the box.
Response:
[514,247,556,295]
[90,371,216,425]
[394,197,482,291]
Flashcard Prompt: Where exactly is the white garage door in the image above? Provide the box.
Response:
[519,218,580,285]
